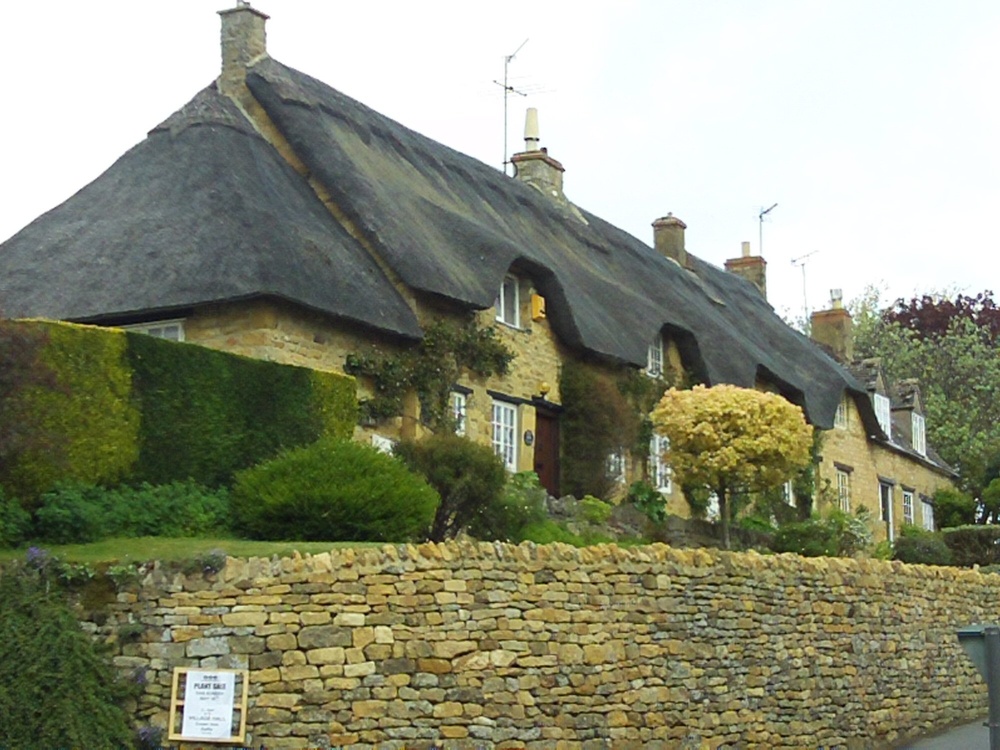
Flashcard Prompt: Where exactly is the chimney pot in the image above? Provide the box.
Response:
[811,297,854,361]
[741,241,751,258]
[218,3,269,97]
[524,108,540,151]
[511,108,566,201]
[652,214,688,266]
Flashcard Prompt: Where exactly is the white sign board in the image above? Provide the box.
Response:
[180,670,235,740]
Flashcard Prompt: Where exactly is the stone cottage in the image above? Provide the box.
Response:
[0,4,953,534]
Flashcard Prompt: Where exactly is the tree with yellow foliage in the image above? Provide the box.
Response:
[651,384,813,549]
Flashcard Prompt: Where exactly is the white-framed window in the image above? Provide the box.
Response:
[781,480,795,507]
[371,434,395,454]
[706,491,720,521]
[646,334,664,378]
[902,489,915,525]
[123,319,185,341]
[912,413,926,456]
[835,398,848,429]
[836,468,851,513]
[495,275,520,328]
[491,399,518,471]
[649,433,672,493]
[606,450,626,484]
[879,480,895,542]
[450,391,468,436]
[921,497,935,532]
[874,393,891,438]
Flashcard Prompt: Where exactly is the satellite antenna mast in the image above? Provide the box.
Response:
[791,250,819,320]
[494,38,529,175]
[758,203,778,256]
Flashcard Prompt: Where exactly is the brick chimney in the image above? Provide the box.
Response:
[725,241,767,298]
[652,214,687,266]
[511,108,567,203]
[218,2,269,98]
[810,289,854,362]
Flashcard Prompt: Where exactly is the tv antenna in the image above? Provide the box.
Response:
[791,250,819,320]
[758,203,778,256]
[494,38,529,175]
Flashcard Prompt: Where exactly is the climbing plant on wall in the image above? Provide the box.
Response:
[345,317,514,431]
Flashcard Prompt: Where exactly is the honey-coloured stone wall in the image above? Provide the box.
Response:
[97,543,994,749]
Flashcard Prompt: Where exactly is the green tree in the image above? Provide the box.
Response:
[854,289,1000,497]
[651,384,813,549]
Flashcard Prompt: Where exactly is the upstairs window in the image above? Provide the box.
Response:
[495,275,520,328]
[646,334,664,378]
[912,413,926,456]
[874,393,891,439]
[123,319,185,341]
[835,398,848,429]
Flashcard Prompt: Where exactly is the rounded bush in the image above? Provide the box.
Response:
[893,528,953,566]
[394,434,506,541]
[231,438,439,542]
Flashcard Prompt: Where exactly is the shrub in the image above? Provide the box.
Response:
[628,480,667,524]
[933,487,978,529]
[0,490,31,548]
[942,525,1000,567]
[394,434,506,541]
[578,496,613,526]
[518,519,614,547]
[467,471,548,542]
[771,508,872,558]
[559,362,639,499]
[0,561,135,749]
[33,480,230,543]
[231,438,439,542]
[893,525,953,566]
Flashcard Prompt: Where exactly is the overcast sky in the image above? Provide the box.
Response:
[3,1,998,321]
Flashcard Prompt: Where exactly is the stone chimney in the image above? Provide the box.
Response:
[725,241,767,298]
[810,289,854,362]
[511,108,567,203]
[652,214,687,266]
[218,2,269,98]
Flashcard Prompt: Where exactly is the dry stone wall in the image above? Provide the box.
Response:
[97,543,998,749]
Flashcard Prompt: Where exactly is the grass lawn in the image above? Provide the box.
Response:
[0,537,382,565]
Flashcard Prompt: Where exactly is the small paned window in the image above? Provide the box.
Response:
[874,393,891,438]
[491,400,518,471]
[912,413,926,456]
[123,320,185,341]
[835,398,848,429]
[921,498,935,531]
[649,433,672,493]
[903,490,914,525]
[781,480,795,507]
[646,334,664,378]
[606,450,626,484]
[450,392,467,436]
[836,469,851,513]
[495,276,520,328]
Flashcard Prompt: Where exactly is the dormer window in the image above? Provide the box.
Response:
[912,413,926,456]
[646,334,664,378]
[874,393,891,439]
[495,275,520,328]
[835,398,848,429]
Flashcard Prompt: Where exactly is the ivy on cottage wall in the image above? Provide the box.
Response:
[345,317,514,431]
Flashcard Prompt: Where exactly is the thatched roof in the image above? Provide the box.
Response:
[0,85,421,339]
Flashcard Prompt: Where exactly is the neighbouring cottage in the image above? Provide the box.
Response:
[0,4,953,536]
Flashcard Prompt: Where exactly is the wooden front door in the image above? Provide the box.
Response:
[533,409,560,498]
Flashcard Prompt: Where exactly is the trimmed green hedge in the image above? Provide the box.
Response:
[0,320,356,500]
[942,525,1000,567]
